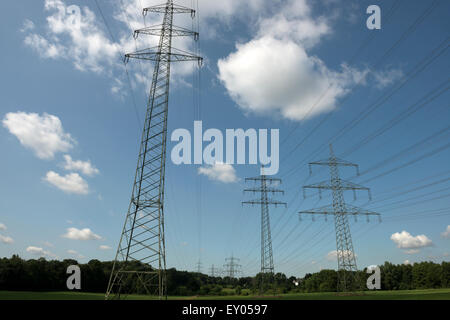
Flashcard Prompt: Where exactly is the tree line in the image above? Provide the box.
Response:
[0,255,448,295]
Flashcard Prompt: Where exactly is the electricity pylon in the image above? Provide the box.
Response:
[299,145,380,292]
[195,260,203,274]
[106,0,202,300]
[224,256,241,278]
[209,264,220,277]
[243,173,286,274]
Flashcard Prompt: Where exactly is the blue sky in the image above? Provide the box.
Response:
[0,0,449,278]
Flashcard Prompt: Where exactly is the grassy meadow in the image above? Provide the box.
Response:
[0,288,449,300]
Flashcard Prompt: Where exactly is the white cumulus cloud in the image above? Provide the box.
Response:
[256,0,330,49]
[0,234,14,244]
[218,37,368,121]
[2,112,75,160]
[216,0,371,122]
[198,162,238,183]
[44,171,89,195]
[390,231,433,251]
[99,245,112,250]
[62,155,99,176]
[0,223,6,231]
[62,227,102,241]
[217,0,399,122]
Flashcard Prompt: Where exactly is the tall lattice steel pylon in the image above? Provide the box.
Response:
[243,173,286,274]
[299,145,380,292]
[106,1,202,300]
[223,256,241,278]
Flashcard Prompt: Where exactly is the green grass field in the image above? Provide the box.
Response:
[0,289,449,300]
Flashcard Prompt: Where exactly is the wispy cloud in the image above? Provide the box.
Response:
[62,155,99,177]
[441,225,450,239]
[24,0,121,74]
[26,246,57,258]
[0,223,13,244]
[67,249,84,259]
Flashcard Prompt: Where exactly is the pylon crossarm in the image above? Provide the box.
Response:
[299,204,380,221]
[125,48,202,63]
[339,180,370,190]
[309,158,360,175]
[299,204,379,216]
[345,204,381,217]
[304,180,369,191]
[134,25,199,39]
[244,188,284,194]
[245,177,282,184]
[299,204,335,216]
[143,4,195,15]
[242,200,287,208]
[310,157,358,167]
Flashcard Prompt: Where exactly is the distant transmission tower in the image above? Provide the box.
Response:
[224,256,241,278]
[195,260,203,274]
[209,264,220,277]
[299,145,380,292]
[243,173,286,274]
[106,1,202,300]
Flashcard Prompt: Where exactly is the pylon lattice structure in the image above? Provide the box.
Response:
[195,260,203,274]
[209,265,220,277]
[106,1,202,300]
[243,174,286,274]
[299,145,380,292]
[223,256,241,278]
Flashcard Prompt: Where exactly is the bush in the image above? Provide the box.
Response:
[221,288,236,296]
[241,289,251,296]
